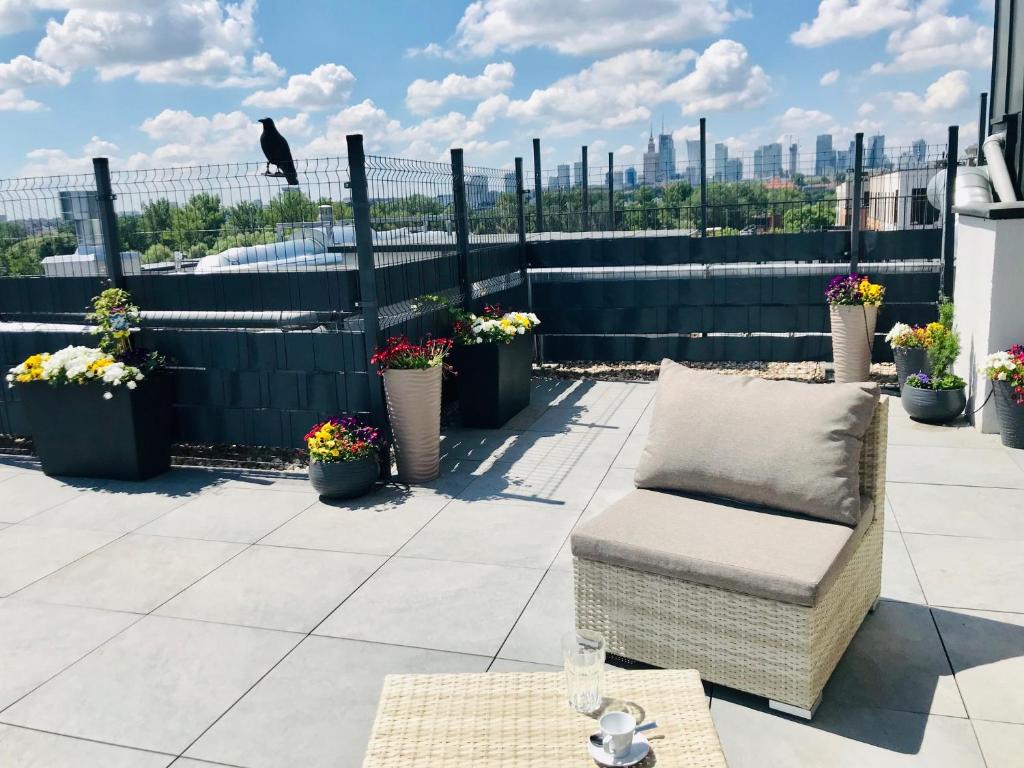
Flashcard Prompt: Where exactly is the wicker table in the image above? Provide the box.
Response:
[362,668,728,767]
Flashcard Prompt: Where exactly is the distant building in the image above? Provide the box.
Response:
[714,143,728,181]
[866,135,886,170]
[547,175,558,191]
[503,172,516,194]
[573,161,584,187]
[836,149,851,172]
[912,138,927,164]
[835,166,941,231]
[815,134,835,177]
[724,158,743,182]
[624,166,637,187]
[754,143,783,179]
[557,164,570,189]
[643,131,659,186]
[658,132,677,182]
[788,143,798,178]
[605,169,624,189]
[465,174,494,208]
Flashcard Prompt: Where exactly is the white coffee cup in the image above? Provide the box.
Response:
[598,711,636,758]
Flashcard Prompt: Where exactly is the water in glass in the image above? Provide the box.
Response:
[562,629,605,713]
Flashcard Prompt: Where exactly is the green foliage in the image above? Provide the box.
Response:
[172,193,224,249]
[117,213,148,252]
[141,198,175,248]
[188,243,208,259]
[210,230,277,254]
[0,231,77,276]
[265,189,317,226]
[927,299,961,378]
[933,373,966,390]
[370,193,446,230]
[782,200,837,232]
[142,243,174,265]
[88,287,139,357]
[224,200,265,233]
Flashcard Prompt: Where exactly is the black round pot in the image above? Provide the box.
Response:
[893,347,929,391]
[993,380,1024,449]
[308,455,379,499]
[901,386,966,423]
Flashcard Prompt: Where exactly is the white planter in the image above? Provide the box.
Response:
[830,304,878,384]
[383,367,442,483]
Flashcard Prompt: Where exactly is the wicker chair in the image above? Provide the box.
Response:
[572,397,888,719]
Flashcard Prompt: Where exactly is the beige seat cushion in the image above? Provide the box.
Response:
[571,489,875,607]
[634,360,879,526]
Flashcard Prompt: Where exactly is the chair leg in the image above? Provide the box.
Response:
[769,694,821,720]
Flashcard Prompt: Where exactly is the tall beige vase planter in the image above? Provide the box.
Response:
[830,304,878,383]
[383,367,442,483]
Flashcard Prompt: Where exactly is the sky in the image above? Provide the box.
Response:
[0,0,997,179]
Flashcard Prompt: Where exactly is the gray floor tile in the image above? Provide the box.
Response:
[314,556,543,656]
[888,483,1024,539]
[456,460,605,511]
[0,474,82,523]
[18,534,245,613]
[550,537,574,572]
[580,466,636,521]
[904,534,1024,612]
[260,493,447,555]
[527,403,645,433]
[972,720,1024,768]
[0,525,119,597]
[136,488,315,543]
[0,599,138,710]
[1,615,299,755]
[398,500,578,569]
[497,569,575,666]
[0,723,173,768]
[825,600,966,717]
[887,445,1024,488]
[22,487,190,534]
[185,636,488,768]
[1008,447,1024,473]
[887,417,1005,449]
[711,691,987,767]
[884,496,899,531]
[156,545,384,632]
[441,429,519,463]
[881,531,926,605]
[489,658,561,673]
[932,608,1024,724]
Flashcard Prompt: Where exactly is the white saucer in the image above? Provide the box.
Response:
[587,733,650,766]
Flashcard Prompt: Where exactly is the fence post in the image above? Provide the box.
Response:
[345,134,387,436]
[699,117,708,237]
[532,138,544,232]
[92,157,124,288]
[319,204,334,245]
[978,93,988,164]
[850,133,864,272]
[940,125,959,297]
[605,151,614,231]
[450,147,472,310]
[581,145,589,231]
[514,156,531,310]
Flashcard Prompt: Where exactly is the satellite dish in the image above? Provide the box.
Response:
[926,169,946,210]
[927,166,992,211]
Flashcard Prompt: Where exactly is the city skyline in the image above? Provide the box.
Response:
[0,1,995,178]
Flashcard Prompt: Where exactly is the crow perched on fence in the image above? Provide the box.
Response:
[258,118,299,186]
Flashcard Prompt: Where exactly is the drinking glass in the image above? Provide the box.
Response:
[562,629,605,713]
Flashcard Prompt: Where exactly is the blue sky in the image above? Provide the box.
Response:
[0,0,995,179]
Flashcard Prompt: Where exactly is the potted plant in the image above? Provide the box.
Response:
[6,288,171,480]
[451,304,540,428]
[826,274,885,383]
[370,335,453,483]
[980,344,1024,449]
[885,322,933,391]
[305,416,383,499]
[900,301,966,423]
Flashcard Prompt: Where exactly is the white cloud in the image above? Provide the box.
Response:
[33,0,282,88]
[663,40,772,114]
[0,88,45,112]
[791,0,913,47]
[243,63,356,111]
[891,69,971,114]
[858,101,876,115]
[870,12,991,73]
[0,55,69,89]
[138,108,261,164]
[426,0,742,57]
[819,69,840,86]
[0,0,36,36]
[406,62,514,115]
[778,107,834,129]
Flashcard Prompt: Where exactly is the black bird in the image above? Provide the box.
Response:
[258,117,299,186]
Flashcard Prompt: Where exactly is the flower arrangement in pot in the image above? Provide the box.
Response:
[885,321,944,392]
[900,301,966,424]
[451,304,540,428]
[980,344,1024,449]
[305,416,383,499]
[6,288,172,480]
[826,274,885,384]
[370,335,453,483]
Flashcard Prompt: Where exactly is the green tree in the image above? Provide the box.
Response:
[142,243,173,265]
[210,230,277,254]
[172,193,224,249]
[224,200,265,233]
[0,232,77,276]
[264,189,317,226]
[141,198,175,248]
[117,213,149,252]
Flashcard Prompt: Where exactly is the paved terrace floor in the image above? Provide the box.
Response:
[0,377,1022,767]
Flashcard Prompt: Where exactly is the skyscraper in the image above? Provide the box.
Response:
[724,157,743,182]
[912,138,927,164]
[754,143,782,179]
[624,166,637,187]
[714,142,728,181]
[815,134,834,177]
[503,171,516,194]
[573,161,583,187]
[658,129,677,182]
[643,130,659,186]
[557,164,570,189]
[866,135,886,169]
[788,143,798,178]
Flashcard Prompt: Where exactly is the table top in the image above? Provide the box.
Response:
[362,668,728,767]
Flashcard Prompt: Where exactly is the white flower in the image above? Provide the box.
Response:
[126,380,137,390]
[103,391,113,400]
[4,373,12,383]
[998,372,1007,380]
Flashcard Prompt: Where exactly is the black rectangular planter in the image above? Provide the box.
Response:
[19,374,174,481]
[453,334,533,428]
